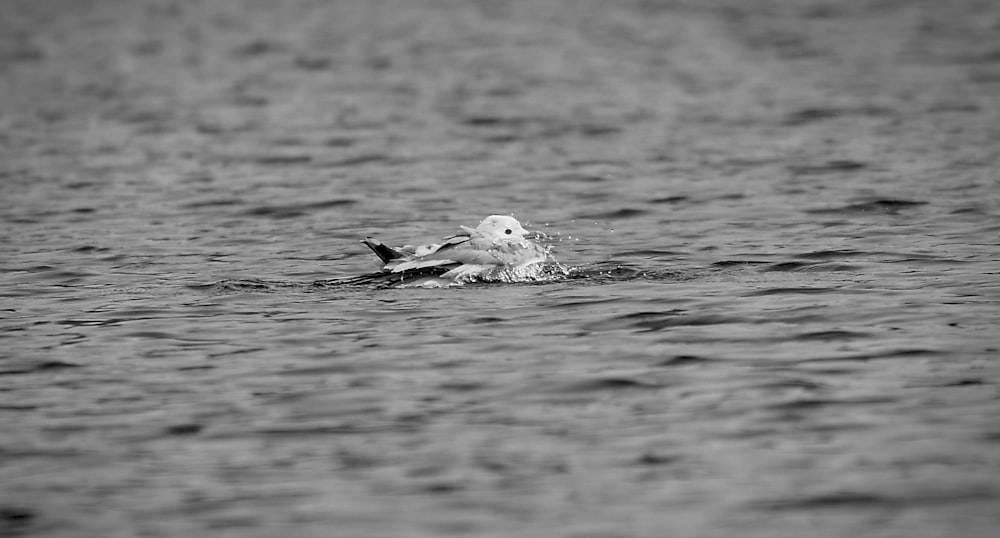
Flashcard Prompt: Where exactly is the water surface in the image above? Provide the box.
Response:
[2,1,999,536]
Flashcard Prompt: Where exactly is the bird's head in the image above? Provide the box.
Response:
[469,215,531,241]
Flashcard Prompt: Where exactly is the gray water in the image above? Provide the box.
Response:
[2,1,999,536]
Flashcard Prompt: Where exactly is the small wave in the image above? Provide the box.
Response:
[743,287,842,296]
[240,199,357,219]
[544,173,609,183]
[253,155,314,166]
[188,278,306,294]
[649,195,689,204]
[712,260,770,268]
[788,160,868,175]
[583,310,742,332]
[324,153,391,167]
[750,487,999,511]
[783,106,894,126]
[760,261,863,272]
[540,376,667,393]
[794,330,874,341]
[0,360,82,376]
[792,249,869,260]
[612,249,683,258]
[805,199,928,215]
[764,396,898,411]
[801,348,938,363]
[656,355,718,367]
[574,208,648,220]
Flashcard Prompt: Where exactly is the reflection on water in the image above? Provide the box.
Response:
[2,0,1000,537]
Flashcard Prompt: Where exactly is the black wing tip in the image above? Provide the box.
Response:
[360,237,403,264]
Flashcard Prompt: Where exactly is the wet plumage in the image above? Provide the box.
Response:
[360,215,549,284]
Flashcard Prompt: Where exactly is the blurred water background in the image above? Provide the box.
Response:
[2,0,999,536]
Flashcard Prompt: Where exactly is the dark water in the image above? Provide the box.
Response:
[2,1,1000,536]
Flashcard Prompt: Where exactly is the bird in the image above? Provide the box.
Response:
[359,215,550,285]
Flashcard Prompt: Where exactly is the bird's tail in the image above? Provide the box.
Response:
[360,237,404,264]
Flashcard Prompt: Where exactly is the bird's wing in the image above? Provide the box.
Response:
[360,237,405,264]
[385,246,501,273]
[382,232,519,273]
[426,233,472,253]
[361,230,468,265]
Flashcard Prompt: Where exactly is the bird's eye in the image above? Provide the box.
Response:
[505,229,512,235]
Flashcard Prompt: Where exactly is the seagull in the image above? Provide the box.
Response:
[360,215,550,284]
